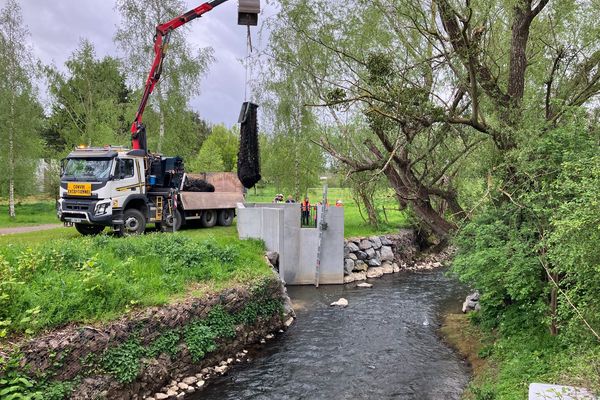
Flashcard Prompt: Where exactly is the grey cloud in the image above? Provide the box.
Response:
[3,0,270,126]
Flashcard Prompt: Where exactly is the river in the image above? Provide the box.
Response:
[193,269,470,400]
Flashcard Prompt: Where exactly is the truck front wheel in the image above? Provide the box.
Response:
[200,210,217,228]
[122,208,146,235]
[75,224,105,236]
[217,209,235,226]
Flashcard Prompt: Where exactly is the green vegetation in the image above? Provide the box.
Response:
[0,233,270,337]
[0,202,57,228]
[442,313,600,400]
[0,278,283,399]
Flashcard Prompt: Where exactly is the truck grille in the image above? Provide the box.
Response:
[63,201,93,212]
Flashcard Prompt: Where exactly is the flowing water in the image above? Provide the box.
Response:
[193,269,470,400]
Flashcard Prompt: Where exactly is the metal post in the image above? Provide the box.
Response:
[315,177,328,288]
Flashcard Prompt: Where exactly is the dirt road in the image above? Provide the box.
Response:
[0,224,63,236]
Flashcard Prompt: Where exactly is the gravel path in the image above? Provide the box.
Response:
[0,224,63,236]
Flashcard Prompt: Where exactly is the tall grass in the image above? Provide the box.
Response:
[0,234,270,337]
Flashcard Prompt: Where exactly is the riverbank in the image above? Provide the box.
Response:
[440,314,494,400]
[0,272,294,399]
[440,313,600,399]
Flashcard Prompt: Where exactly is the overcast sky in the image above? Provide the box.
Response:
[4,0,273,126]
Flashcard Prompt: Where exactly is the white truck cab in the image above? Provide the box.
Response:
[57,147,150,235]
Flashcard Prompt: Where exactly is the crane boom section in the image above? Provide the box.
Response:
[131,0,229,150]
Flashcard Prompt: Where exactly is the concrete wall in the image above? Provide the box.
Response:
[237,203,343,285]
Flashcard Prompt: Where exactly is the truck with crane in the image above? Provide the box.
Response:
[56,0,262,236]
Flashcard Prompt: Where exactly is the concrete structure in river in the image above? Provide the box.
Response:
[237,203,344,285]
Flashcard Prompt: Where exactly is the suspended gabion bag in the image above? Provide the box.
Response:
[237,102,261,188]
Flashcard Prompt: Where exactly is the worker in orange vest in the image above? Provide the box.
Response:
[301,197,310,226]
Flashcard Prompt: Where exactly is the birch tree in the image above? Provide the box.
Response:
[0,0,42,218]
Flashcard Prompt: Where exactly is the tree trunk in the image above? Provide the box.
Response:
[8,94,15,219]
[8,143,15,219]
[549,272,559,336]
[358,189,378,227]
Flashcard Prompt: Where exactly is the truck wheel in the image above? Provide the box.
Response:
[200,210,217,228]
[217,209,235,226]
[123,208,146,235]
[161,209,183,232]
[75,224,104,236]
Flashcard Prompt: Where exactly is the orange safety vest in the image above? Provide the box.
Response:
[301,200,310,211]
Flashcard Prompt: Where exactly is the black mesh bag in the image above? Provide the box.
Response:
[237,102,261,188]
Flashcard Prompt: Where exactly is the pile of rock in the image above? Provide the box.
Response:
[149,351,248,399]
[343,235,406,283]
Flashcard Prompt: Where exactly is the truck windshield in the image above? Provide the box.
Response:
[63,158,113,181]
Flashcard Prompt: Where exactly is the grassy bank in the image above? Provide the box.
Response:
[0,232,270,339]
[441,313,600,399]
[0,201,57,228]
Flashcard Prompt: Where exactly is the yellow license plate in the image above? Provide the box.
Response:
[67,183,92,196]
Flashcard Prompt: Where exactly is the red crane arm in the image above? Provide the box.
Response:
[131,0,230,151]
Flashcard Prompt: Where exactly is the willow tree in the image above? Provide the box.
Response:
[265,0,600,240]
[114,0,213,153]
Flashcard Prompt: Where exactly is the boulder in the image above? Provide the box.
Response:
[351,271,367,281]
[348,253,357,260]
[344,259,355,275]
[266,251,279,267]
[353,260,368,272]
[177,382,189,390]
[392,263,400,273]
[166,390,178,398]
[347,242,360,252]
[368,258,382,267]
[380,236,392,246]
[366,267,384,278]
[356,282,373,288]
[182,376,197,385]
[462,292,481,313]
[356,251,368,260]
[344,246,350,257]
[359,239,373,250]
[382,261,394,274]
[330,298,348,307]
[370,236,382,249]
[343,274,356,284]
[365,247,376,259]
[155,394,169,400]
[380,246,394,261]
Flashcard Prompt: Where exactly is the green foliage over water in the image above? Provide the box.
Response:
[452,114,600,397]
[0,233,270,337]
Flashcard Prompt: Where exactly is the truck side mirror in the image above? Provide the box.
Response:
[60,159,66,176]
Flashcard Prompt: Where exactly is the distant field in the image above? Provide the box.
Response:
[247,186,409,237]
[0,201,58,228]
